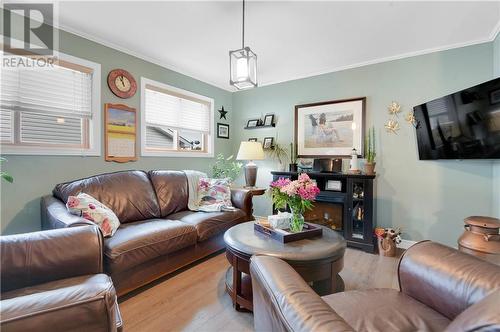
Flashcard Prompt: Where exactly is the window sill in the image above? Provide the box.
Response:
[141,150,214,158]
[0,146,101,156]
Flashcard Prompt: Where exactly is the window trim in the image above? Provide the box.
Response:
[0,51,101,156]
[140,77,214,158]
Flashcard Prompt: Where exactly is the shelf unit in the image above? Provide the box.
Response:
[244,124,276,130]
[271,171,376,253]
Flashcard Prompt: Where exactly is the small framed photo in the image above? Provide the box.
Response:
[263,137,274,149]
[246,119,259,128]
[217,123,229,139]
[325,180,342,191]
[263,114,275,126]
[248,138,258,142]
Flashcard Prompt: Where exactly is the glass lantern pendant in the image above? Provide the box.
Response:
[229,0,257,90]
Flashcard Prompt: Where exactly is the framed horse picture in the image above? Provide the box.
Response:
[295,97,365,158]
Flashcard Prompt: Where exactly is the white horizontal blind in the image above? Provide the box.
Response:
[1,65,92,118]
[0,59,92,149]
[145,87,210,133]
[0,110,13,143]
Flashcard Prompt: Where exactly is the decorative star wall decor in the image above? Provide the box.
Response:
[218,106,228,120]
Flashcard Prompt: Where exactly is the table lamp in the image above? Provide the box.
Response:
[236,141,265,188]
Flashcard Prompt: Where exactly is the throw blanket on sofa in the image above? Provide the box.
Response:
[184,170,228,212]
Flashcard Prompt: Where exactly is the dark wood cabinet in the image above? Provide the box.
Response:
[271,171,376,253]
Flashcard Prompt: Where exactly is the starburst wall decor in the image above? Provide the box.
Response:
[384,101,420,134]
[405,110,420,128]
[385,101,401,134]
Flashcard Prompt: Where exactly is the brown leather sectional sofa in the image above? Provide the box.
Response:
[250,241,500,332]
[41,170,253,296]
[0,226,122,332]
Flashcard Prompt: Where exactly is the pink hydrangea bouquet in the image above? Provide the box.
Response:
[269,173,320,232]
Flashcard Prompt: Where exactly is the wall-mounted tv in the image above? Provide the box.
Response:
[414,77,500,160]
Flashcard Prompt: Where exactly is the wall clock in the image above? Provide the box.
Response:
[107,69,137,99]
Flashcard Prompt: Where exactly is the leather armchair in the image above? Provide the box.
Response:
[250,241,500,332]
[1,226,123,332]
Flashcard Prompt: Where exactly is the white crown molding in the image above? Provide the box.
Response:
[490,18,500,41]
[57,17,500,93]
[57,23,236,92]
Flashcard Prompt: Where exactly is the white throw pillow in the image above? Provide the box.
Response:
[66,193,120,237]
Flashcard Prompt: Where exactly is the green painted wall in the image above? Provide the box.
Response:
[493,32,500,218]
[232,43,494,247]
[0,28,234,234]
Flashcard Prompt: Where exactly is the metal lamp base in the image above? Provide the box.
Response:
[244,163,258,187]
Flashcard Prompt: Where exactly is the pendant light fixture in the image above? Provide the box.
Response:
[229,0,257,90]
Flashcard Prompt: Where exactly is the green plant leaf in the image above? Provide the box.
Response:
[1,172,13,183]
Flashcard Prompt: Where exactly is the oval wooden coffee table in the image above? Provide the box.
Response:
[224,221,346,311]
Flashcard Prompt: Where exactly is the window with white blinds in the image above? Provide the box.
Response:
[141,78,214,157]
[0,53,101,155]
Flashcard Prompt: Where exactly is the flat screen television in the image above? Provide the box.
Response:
[414,77,500,160]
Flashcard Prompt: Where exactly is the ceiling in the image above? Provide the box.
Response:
[56,1,500,91]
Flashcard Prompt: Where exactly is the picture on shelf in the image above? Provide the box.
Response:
[248,138,258,142]
[246,119,259,128]
[264,114,275,126]
[295,97,365,157]
[217,123,230,139]
[263,137,274,149]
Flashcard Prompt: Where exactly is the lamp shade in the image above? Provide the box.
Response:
[236,141,265,160]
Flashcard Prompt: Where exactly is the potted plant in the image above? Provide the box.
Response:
[364,127,376,175]
[0,157,13,183]
[289,143,298,172]
[211,154,243,184]
[269,173,320,232]
[267,143,288,171]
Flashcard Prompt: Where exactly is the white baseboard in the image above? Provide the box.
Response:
[397,239,417,250]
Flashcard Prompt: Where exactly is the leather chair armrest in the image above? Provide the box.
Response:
[250,255,354,332]
[398,241,500,320]
[444,290,500,332]
[230,188,253,220]
[41,195,94,230]
[0,274,122,332]
[1,226,104,293]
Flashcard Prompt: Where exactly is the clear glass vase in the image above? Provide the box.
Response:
[289,207,305,233]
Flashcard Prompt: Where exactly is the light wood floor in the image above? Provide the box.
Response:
[119,248,400,332]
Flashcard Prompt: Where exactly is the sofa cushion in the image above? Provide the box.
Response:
[148,170,189,217]
[169,209,246,241]
[104,219,197,274]
[1,274,120,332]
[54,170,161,223]
[322,289,450,332]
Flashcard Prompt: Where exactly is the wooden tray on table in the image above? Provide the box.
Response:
[254,220,323,243]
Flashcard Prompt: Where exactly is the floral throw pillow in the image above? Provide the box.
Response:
[66,193,120,237]
[197,178,232,208]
